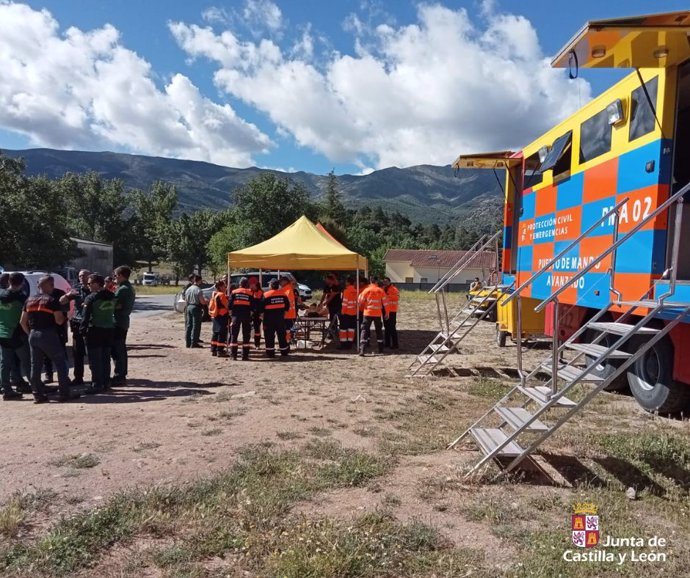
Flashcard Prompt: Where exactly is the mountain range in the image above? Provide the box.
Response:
[3,148,502,225]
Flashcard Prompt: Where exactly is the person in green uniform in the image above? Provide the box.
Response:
[60,269,90,385]
[0,272,28,400]
[112,265,135,386]
[81,274,116,393]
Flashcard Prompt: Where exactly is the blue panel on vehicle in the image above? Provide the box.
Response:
[617,140,663,194]
[553,241,579,273]
[556,171,584,211]
[516,245,533,272]
[521,192,536,221]
[577,272,612,309]
[581,198,616,237]
[615,229,666,274]
[533,214,556,244]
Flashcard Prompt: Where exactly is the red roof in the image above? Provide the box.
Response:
[384,249,496,269]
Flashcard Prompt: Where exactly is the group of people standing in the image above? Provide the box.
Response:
[182,271,400,359]
[184,273,301,360]
[0,266,135,404]
[322,274,399,356]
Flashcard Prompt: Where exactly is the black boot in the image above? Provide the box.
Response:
[254,336,261,349]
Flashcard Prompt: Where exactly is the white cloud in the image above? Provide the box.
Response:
[243,0,283,35]
[172,3,590,169]
[0,2,271,166]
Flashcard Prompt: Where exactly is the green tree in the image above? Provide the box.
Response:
[1,174,76,269]
[56,172,136,264]
[130,181,178,271]
[233,174,317,244]
[207,218,250,276]
[321,170,348,226]
[168,209,228,278]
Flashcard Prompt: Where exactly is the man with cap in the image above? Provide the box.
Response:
[228,277,255,360]
[20,275,79,403]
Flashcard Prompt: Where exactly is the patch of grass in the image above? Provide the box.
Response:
[0,443,396,576]
[50,453,100,469]
[466,377,511,399]
[308,426,332,437]
[132,441,161,453]
[0,498,25,538]
[132,285,180,295]
[376,391,473,456]
[267,512,486,578]
[201,428,222,437]
[276,431,304,441]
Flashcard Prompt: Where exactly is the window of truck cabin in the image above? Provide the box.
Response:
[580,108,612,163]
[541,131,573,182]
[629,76,658,141]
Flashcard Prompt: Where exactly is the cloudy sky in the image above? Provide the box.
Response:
[0,0,686,174]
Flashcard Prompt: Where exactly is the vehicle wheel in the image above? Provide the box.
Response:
[583,327,628,392]
[496,326,508,348]
[486,307,497,323]
[627,335,690,414]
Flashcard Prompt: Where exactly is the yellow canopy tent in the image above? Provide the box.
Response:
[228,216,368,271]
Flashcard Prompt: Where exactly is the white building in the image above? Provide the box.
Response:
[384,249,497,286]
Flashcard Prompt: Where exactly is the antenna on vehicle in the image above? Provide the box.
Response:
[568,50,578,79]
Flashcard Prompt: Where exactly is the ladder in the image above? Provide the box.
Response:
[449,299,690,476]
[408,230,503,378]
[407,285,510,377]
[451,181,690,475]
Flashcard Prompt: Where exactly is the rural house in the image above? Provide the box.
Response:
[384,249,497,289]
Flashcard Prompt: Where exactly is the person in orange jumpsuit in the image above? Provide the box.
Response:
[357,277,387,356]
[208,279,229,357]
[382,277,400,350]
[338,276,358,350]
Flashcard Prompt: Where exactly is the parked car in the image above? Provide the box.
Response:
[8,271,73,298]
[142,272,161,286]
[229,271,312,301]
[5,271,74,316]
[173,283,214,319]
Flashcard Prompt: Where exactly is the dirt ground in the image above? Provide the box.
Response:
[1,291,689,577]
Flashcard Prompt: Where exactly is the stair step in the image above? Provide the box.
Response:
[617,300,685,309]
[428,344,451,353]
[517,385,577,407]
[565,342,631,359]
[417,354,439,364]
[495,407,549,432]
[540,363,604,382]
[469,427,524,458]
[617,300,659,309]
[587,321,660,336]
[471,296,496,303]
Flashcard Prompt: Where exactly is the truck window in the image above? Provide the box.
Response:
[629,76,658,141]
[580,107,612,163]
[523,152,543,191]
[542,130,572,181]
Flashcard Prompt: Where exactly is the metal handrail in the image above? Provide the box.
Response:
[428,235,487,293]
[503,198,629,306]
[535,181,690,313]
[429,230,502,293]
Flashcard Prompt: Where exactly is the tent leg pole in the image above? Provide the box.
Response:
[356,273,360,351]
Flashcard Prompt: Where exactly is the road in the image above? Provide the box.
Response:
[132,293,177,317]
